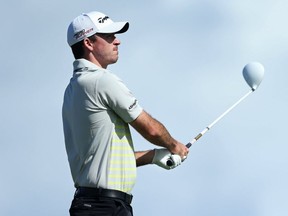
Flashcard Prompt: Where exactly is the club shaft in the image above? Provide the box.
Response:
[166,89,254,166]
[186,89,253,148]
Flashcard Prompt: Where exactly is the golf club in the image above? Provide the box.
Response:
[167,62,264,166]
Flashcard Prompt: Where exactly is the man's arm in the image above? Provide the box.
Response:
[135,150,154,167]
[130,110,189,159]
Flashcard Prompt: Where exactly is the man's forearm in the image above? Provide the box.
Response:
[130,111,177,151]
[135,150,155,167]
[130,110,188,159]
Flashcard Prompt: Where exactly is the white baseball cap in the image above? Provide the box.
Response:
[67,11,129,46]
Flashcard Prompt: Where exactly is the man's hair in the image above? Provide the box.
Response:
[71,34,97,59]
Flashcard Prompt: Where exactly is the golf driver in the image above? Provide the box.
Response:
[167,62,264,166]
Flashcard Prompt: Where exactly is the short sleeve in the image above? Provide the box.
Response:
[98,72,143,123]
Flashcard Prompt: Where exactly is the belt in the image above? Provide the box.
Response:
[75,187,133,204]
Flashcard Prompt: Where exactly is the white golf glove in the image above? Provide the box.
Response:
[152,148,182,170]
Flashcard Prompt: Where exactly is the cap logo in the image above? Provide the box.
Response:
[98,16,109,23]
[74,28,94,40]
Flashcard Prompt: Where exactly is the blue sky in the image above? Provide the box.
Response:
[1,0,288,215]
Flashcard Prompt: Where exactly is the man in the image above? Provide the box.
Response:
[62,11,189,216]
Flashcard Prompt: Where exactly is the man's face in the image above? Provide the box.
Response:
[92,33,121,68]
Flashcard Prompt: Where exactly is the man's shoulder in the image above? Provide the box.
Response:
[96,71,123,93]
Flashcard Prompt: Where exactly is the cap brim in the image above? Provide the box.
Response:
[98,22,129,34]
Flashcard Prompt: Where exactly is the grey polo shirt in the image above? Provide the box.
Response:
[62,59,143,193]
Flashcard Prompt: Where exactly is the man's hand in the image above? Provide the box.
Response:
[152,148,182,170]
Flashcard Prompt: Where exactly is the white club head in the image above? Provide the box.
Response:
[242,62,264,91]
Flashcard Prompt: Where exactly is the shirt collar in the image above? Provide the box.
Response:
[73,59,102,73]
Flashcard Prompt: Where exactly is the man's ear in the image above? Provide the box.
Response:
[83,38,94,51]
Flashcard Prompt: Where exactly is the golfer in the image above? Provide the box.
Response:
[62,11,189,216]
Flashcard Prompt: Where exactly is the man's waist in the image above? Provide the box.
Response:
[75,187,133,204]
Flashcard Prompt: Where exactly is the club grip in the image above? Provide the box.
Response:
[166,143,192,166]
[166,159,174,167]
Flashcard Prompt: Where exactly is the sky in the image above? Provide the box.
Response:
[1,0,288,215]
